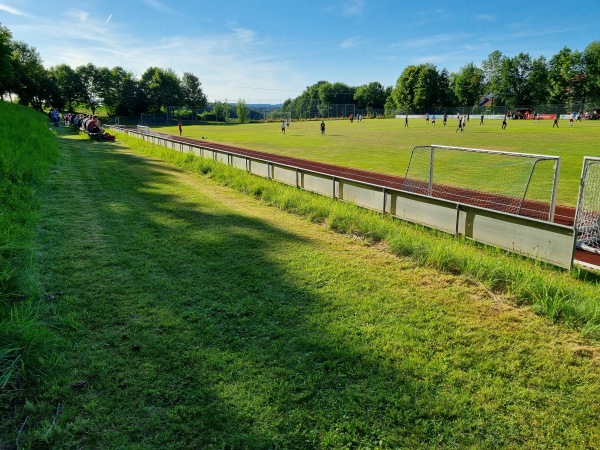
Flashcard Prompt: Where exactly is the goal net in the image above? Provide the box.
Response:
[136,124,160,137]
[401,145,560,222]
[267,110,291,122]
[575,157,600,254]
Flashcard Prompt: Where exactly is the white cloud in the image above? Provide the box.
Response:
[475,14,495,22]
[411,44,491,71]
[340,36,362,50]
[11,10,304,101]
[233,27,257,44]
[140,0,170,13]
[0,3,28,16]
[65,9,91,24]
[343,0,365,16]
[398,33,468,50]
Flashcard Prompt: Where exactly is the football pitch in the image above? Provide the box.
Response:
[157,117,600,207]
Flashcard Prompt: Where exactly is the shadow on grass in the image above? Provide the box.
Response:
[19,133,597,449]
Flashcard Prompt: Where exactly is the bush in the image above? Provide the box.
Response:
[198,112,216,122]
[173,107,193,120]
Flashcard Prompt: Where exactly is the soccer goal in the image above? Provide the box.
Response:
[575,157,600,254]
[401,145,560,222]
[136,124,161,137]
[268,110,291,123]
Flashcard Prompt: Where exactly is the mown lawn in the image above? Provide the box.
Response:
[157,117,600,207]
[10,128,600,449]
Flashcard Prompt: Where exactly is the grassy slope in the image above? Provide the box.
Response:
[158,117,600,206]
[0,102,60,412]
[9,128,600,448]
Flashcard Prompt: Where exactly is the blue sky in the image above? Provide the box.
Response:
[1,0,599,103]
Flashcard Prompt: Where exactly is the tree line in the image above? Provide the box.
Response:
[286,42,600,117]
[2,22,599,118]
[0,24,207,116]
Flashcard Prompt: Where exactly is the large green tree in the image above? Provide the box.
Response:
[481,50,505,104]
[453,63,484,106]
[498,53,533,107]
[181,72,207,110]
[583,41,600,105]
[212,100,229,122]
[354,82,388,109]
[43,69,64,110]
[139,67,182,112]
[0,23,14,98]
[392,65,420,112]
[97,66,144,116]
[236,98,249,123]
[50,64,80,112]
[318,81,355,105]
[548,47,585,105]
[392,64,450,112]
[10,41,48,109]
[527,56,550,105]
[413,64,438,111]
[75,63,103,114]
[287,81,327,118]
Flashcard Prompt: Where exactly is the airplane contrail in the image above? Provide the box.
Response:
[105,13,112,24]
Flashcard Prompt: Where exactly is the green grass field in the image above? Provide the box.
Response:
[5,127,599,448]
[3,104,600,448]
[156,117,600,207]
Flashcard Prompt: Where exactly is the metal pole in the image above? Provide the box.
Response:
[428,146,435,197]
[549,158,560,223]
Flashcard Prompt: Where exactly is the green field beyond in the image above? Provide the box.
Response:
[157,117,600,207]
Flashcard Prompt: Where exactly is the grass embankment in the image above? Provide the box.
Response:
[0,103,60,412]
[161,118,600,206]
[3,120,600,448]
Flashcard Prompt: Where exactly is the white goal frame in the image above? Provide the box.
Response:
[574,157,600,254]
[136,124,161,137]
[401,144,561,222]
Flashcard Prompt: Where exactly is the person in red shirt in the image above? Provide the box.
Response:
[87,115,101,134]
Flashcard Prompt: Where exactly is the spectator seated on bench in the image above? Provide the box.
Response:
[87,115,102,135]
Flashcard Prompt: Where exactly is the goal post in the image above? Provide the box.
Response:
[574,157,600,254]
[401,145,560,222]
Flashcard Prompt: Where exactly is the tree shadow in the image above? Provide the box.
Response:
[26,135,597,449]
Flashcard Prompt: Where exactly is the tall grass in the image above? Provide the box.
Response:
[115,131,600,339]
[0,102,60,407]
